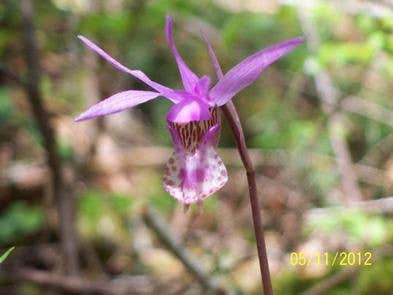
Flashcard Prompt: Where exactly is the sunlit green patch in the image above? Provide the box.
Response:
[305,209,393,247]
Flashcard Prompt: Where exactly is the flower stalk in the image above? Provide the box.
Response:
[203,38,272,293]
[222,102,273,295]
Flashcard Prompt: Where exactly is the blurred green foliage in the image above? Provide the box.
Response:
[275,257,393,295]
[355,258,393,295]
[78,190,134,239]
[306,210,393,247]
[0,202,44,245]
[0,88,13,125]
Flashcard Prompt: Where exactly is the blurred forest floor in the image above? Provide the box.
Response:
[0,0,393,294]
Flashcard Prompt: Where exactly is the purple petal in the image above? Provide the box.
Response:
[209,37,304,106]
[167,98,211,124]
[165,16,199,92]
[164,125,227,204]
[193,75,211,98]
[201,33,224,79]
[75,90,160,122]
[78,35,179,102]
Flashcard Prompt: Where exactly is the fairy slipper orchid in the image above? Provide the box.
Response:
[75,16,303,204]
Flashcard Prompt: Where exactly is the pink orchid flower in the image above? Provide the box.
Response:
[75,16,303,204]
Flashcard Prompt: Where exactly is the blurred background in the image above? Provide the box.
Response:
[1,0,393,294]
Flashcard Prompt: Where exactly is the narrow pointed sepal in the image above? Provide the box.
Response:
[208,37,304,106]
[165,16,199,92]
[75,90,160,122]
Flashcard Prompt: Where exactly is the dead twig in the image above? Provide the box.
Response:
[142,206,226,294]
[3,268,152,295]
[306,197,393,221]
[341,96,393,128]
[20,0,78,274]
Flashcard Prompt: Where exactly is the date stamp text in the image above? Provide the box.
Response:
[289,251,373,267]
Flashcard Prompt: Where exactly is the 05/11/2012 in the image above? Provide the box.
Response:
[289,251,373,267]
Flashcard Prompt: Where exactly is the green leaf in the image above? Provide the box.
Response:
[0,246,15,264]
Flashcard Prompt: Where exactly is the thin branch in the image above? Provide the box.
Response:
[330,0,393,17]
[122,147,386,187]
[203,35,273,295]
[297,6,363,204]
[306,197,393,221]
[3,146,387,203]
[122,146,286,167]
[3,268,152,295]
[303,266,358,295]
[341,96,393,128]
[142,206,226,293]
[278,0,393,18]
[20,0,78,274]
[379,0,393,9]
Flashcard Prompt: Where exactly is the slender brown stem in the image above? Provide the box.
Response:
[221,102,273,295]
[203,37,273,294]
[20,0,79,274]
